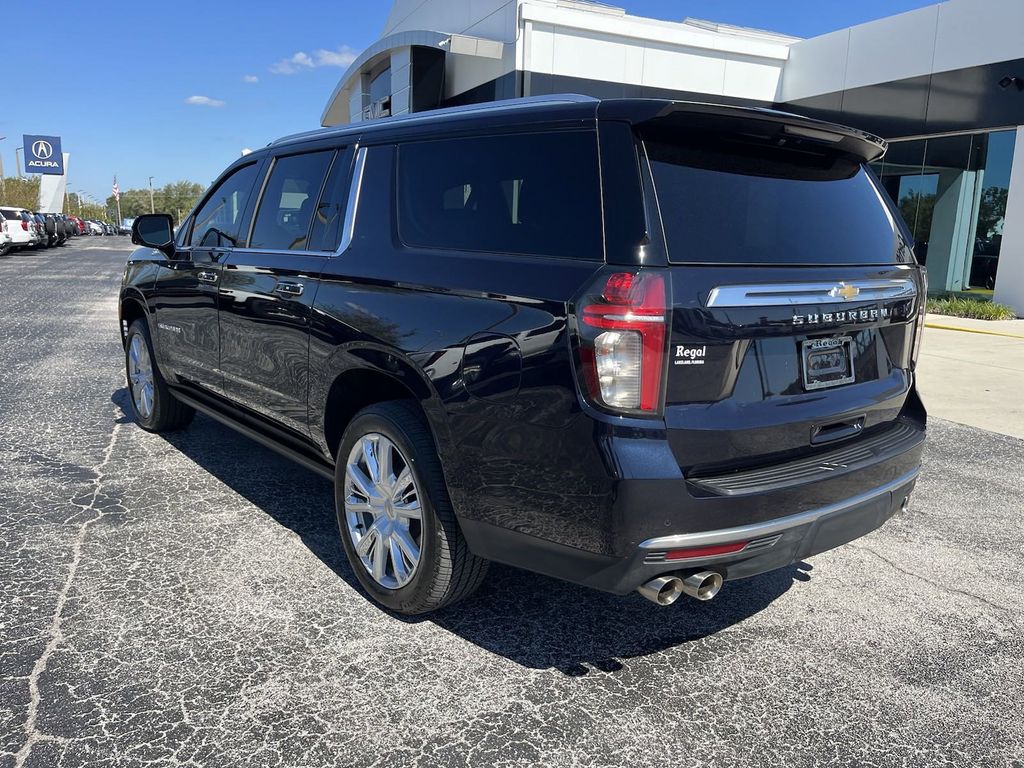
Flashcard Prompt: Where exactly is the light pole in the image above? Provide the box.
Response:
[0,136,6,200]
[148,176,155,213]
[14,147,23,177]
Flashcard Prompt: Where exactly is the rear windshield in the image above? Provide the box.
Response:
[646,139,899,265]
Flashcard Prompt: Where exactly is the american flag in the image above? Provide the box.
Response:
[112,177,121,201]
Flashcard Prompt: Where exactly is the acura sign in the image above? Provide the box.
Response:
[23,134,64,175]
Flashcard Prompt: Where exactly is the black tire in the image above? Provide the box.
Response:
[334,400,488,614]
[0,244,10,258]
[125,318,195,432]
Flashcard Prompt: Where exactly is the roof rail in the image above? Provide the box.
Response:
[271,94,599,147]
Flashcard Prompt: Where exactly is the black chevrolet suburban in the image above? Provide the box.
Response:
[121,96,926,614]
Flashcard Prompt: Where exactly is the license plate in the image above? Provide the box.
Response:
[801,337,855,391]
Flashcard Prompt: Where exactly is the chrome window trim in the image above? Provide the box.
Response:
[228,247,335,258]
[705,278,917,308]
[230,144,365,258]
[337,146,366,255]
[639,469,919,550]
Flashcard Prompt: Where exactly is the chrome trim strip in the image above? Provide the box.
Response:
[639,469,919,550]
[705,279,916,308]
[600,313,664,323]
[337,146,366,255]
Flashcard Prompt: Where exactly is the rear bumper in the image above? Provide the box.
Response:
[638,468,917,579]
[462,467,918,595]
[461,411,925,595]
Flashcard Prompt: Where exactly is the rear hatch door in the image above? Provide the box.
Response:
[637,110,925,476]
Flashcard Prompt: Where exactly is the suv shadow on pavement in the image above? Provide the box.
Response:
[113,390,807,673]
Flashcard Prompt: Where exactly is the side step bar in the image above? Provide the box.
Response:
[169,389,336,481]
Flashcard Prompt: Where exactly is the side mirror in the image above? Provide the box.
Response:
[131,214,175,257]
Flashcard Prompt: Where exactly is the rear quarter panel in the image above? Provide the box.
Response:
[307,142,615,550]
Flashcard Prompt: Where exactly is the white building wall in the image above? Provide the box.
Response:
[37,155,69,214]
[521,2,792,103]
[383,0,517,41]
[780,0,1024,103]
[445,49,512,99]
[932,0,1024,74]
[327,0,795,125]
[993,126,1024,316]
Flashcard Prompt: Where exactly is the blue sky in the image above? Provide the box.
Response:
[2,0,938,201]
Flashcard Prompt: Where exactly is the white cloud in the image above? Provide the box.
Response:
[270,45,358,75]
[313,46,358,68]
[270,51,315,74]
[184,95,225,107]
[242,74,259,84]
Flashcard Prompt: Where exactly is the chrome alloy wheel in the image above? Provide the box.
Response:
[127,334,155,420]
[344,434,423,589]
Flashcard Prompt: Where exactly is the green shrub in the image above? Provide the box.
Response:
[926,295,1017,320]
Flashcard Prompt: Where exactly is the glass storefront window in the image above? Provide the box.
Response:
[873,129,1016,294]
[971,131,1015,290]
[897,173,938,257]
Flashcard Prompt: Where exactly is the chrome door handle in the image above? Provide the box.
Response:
[274,282,304,297]
[197,270,218,283]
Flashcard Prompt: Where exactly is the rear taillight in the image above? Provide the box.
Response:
[21,219,29,231]
[576,270,668,414]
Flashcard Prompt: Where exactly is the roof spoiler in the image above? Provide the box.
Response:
[598,99,887,164]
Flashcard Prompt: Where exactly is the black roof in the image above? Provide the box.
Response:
[264,94,886,163]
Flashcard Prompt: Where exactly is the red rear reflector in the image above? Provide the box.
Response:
[665,541,748,561]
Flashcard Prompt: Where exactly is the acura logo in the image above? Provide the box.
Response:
[830,282,860,301]
[32,140,53,160]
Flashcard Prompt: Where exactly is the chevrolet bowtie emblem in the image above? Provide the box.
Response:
[832,283,860,301]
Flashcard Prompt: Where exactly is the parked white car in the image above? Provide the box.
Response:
[0,217,11,256]
[0,207,39,251]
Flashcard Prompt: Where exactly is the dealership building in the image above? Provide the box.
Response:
[323,0,1024,315]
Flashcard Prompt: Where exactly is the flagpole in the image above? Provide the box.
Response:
[114,175,122,227]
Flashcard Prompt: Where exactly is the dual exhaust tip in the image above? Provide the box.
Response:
[637,571,723,606]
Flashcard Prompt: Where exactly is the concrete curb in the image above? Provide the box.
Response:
[924,322,1024,340]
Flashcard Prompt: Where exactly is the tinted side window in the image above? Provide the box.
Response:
[249,151,334,251]
[175,216,191,248]
[308,148,354,252]
[397,131,603,260]
[190,163,259,248]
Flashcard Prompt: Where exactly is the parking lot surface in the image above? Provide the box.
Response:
[1,242,1022,768]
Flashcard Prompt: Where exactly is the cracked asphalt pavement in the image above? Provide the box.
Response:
[1,241,1022,768]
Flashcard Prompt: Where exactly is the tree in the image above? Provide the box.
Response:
[0,176,41,210]
[899,190,936,241]
[106,180,206,226]
[65,192,107,221]
[155,181,205,223]
[976,186,1008,240]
